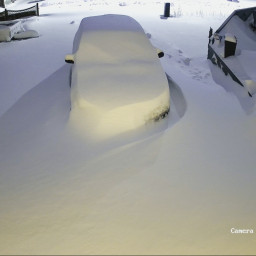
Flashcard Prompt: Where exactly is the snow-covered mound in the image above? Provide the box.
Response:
[0,21,22,42]
[69,14,170,138]
[12,29,39,40]
[0,24,12,41]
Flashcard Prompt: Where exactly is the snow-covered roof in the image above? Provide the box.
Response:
[210,7,256,95]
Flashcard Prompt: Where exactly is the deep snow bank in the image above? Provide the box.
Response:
[69,15,170,139]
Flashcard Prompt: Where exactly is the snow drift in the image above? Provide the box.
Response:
[0,20,22,41]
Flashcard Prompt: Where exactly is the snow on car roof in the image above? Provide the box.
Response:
[78,14,144,32]
[71,14,169,110]
[72,14,145,55]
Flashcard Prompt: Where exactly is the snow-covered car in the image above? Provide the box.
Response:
[66,14,170,138]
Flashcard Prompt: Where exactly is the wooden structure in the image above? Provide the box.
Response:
[0,3,39,21]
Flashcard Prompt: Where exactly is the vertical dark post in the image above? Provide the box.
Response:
[208,27,213,38]
[4,8,8,21]
[224,34,237,58]
[36,3,39,16]
[208,27,213,44]
[164,3,170,18]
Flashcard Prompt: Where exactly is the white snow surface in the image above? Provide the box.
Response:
[12,29,39,39]
[1,0,256,254]
[225,32,237,42]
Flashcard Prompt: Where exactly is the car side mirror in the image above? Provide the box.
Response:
[65,54,75,64]
[157,49,164,58]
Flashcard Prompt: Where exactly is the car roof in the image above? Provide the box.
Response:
[71,15,169,110]
[72,14,145,54]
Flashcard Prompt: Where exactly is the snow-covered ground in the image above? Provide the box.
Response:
[1,0,256,254]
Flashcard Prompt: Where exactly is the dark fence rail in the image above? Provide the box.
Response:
[0,3,39,21]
